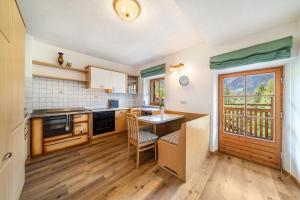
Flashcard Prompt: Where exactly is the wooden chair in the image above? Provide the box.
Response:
[127,113,158,168]
[130,108,152,132]
[130,108,142,117]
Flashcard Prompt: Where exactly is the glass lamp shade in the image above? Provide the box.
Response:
[113,0,141,22]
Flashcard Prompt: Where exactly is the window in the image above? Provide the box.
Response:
[150,78,165,105]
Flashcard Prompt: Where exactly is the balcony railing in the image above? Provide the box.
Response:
[224,104,273,141]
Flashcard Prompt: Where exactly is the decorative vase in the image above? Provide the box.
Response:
[66,62,72,68]
[160,106,165,115]
[58,52,64,66]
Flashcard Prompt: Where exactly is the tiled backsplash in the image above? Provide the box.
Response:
[25,77,140,113]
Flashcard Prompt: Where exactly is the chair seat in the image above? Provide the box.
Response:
[160,130,180,145]
[139,131,158,144]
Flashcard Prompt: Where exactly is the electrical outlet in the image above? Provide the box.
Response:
[180,100,187,104]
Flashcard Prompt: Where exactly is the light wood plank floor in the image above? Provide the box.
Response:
[21,133,300,200]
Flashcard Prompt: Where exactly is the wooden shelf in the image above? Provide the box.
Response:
[32,73,87,83]
[32,60,87,73]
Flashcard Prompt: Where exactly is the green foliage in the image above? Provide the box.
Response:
[224,79,274,108]
[253,79,273,104]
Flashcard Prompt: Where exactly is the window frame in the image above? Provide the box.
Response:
[150,77,165,106]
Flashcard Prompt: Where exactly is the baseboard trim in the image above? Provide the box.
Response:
[281,169,300,188]
[209,150,218,155]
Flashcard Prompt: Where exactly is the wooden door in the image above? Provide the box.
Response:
[219,67,283,169]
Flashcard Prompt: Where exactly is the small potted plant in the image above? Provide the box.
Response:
[159,98,165,115]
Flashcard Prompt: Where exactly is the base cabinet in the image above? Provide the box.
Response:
[31,114,90,157]
[44,135,88,153]
[0,123,25,200]
[115,110,129,133]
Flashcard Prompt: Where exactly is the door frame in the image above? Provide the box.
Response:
[218,66,283,168]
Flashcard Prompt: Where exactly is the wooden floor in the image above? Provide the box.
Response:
[21,133,300,200]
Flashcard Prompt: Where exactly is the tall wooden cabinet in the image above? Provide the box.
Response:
[0,0,26,199]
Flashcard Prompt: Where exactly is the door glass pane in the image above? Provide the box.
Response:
[246,118,274,140]
[154,80,159,101]
[224,115,245,135]
[224,76,245,96]
[246,73,274,95]
[246,97,273,118]
[246,73,275,141]
[223,97,245,135]
[160,79,165,99]
[224,97,245,111]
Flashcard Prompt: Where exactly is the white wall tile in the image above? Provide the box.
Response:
[25,77,140,111]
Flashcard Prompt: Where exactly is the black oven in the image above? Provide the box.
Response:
[43,115,72,138]
[93,111,115,136]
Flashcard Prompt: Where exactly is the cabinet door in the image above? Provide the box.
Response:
[115,110,129,133]
[0,160,9,200]
[7,2,25,132]
[0,0,11,42]
[7,123,25,200]
[0,33,9,170]
[90,67,112,89]
[112,72,126,93]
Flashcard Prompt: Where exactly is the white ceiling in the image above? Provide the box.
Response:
[18,0,201,66]
[18,0,300,67]
[175,0,300,46]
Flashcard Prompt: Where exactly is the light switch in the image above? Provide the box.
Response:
[180,100,187,104]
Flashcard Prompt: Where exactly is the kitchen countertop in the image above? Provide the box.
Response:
[30,107,159,118]
[31,108,92,118]
[92,107,131,112]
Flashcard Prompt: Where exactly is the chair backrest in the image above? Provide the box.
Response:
[130,108,142,117]
[127,113,139,143]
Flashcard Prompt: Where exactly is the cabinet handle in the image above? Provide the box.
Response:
[74,116,82,119]
[2,152,12,161]
[74,124,82,127]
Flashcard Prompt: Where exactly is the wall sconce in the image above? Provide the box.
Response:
[170,63,184,72]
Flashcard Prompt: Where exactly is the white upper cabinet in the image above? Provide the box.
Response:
[89,67,113,89]
[88,67,127,93]
[112,72,126,94]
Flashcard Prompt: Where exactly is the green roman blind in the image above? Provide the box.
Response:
[210,36,293,69]
[141,64,166,78]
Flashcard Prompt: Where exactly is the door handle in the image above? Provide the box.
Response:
[2,152,12,161]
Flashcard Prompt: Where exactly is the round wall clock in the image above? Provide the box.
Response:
[179,75,189,86]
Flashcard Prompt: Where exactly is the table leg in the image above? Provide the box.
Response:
[153,124,157,134]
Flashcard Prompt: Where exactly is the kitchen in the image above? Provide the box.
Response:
[27,56,161,156]
[1,0,300,200]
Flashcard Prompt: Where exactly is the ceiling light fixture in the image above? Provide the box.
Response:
[113,0,141,22]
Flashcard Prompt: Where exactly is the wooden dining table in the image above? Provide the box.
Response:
[138,114,184,136]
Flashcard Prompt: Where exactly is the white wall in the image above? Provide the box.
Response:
[138,21,300,181]
[25,37,140,113]
[32,39,137,75]
[288,18,300,183]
